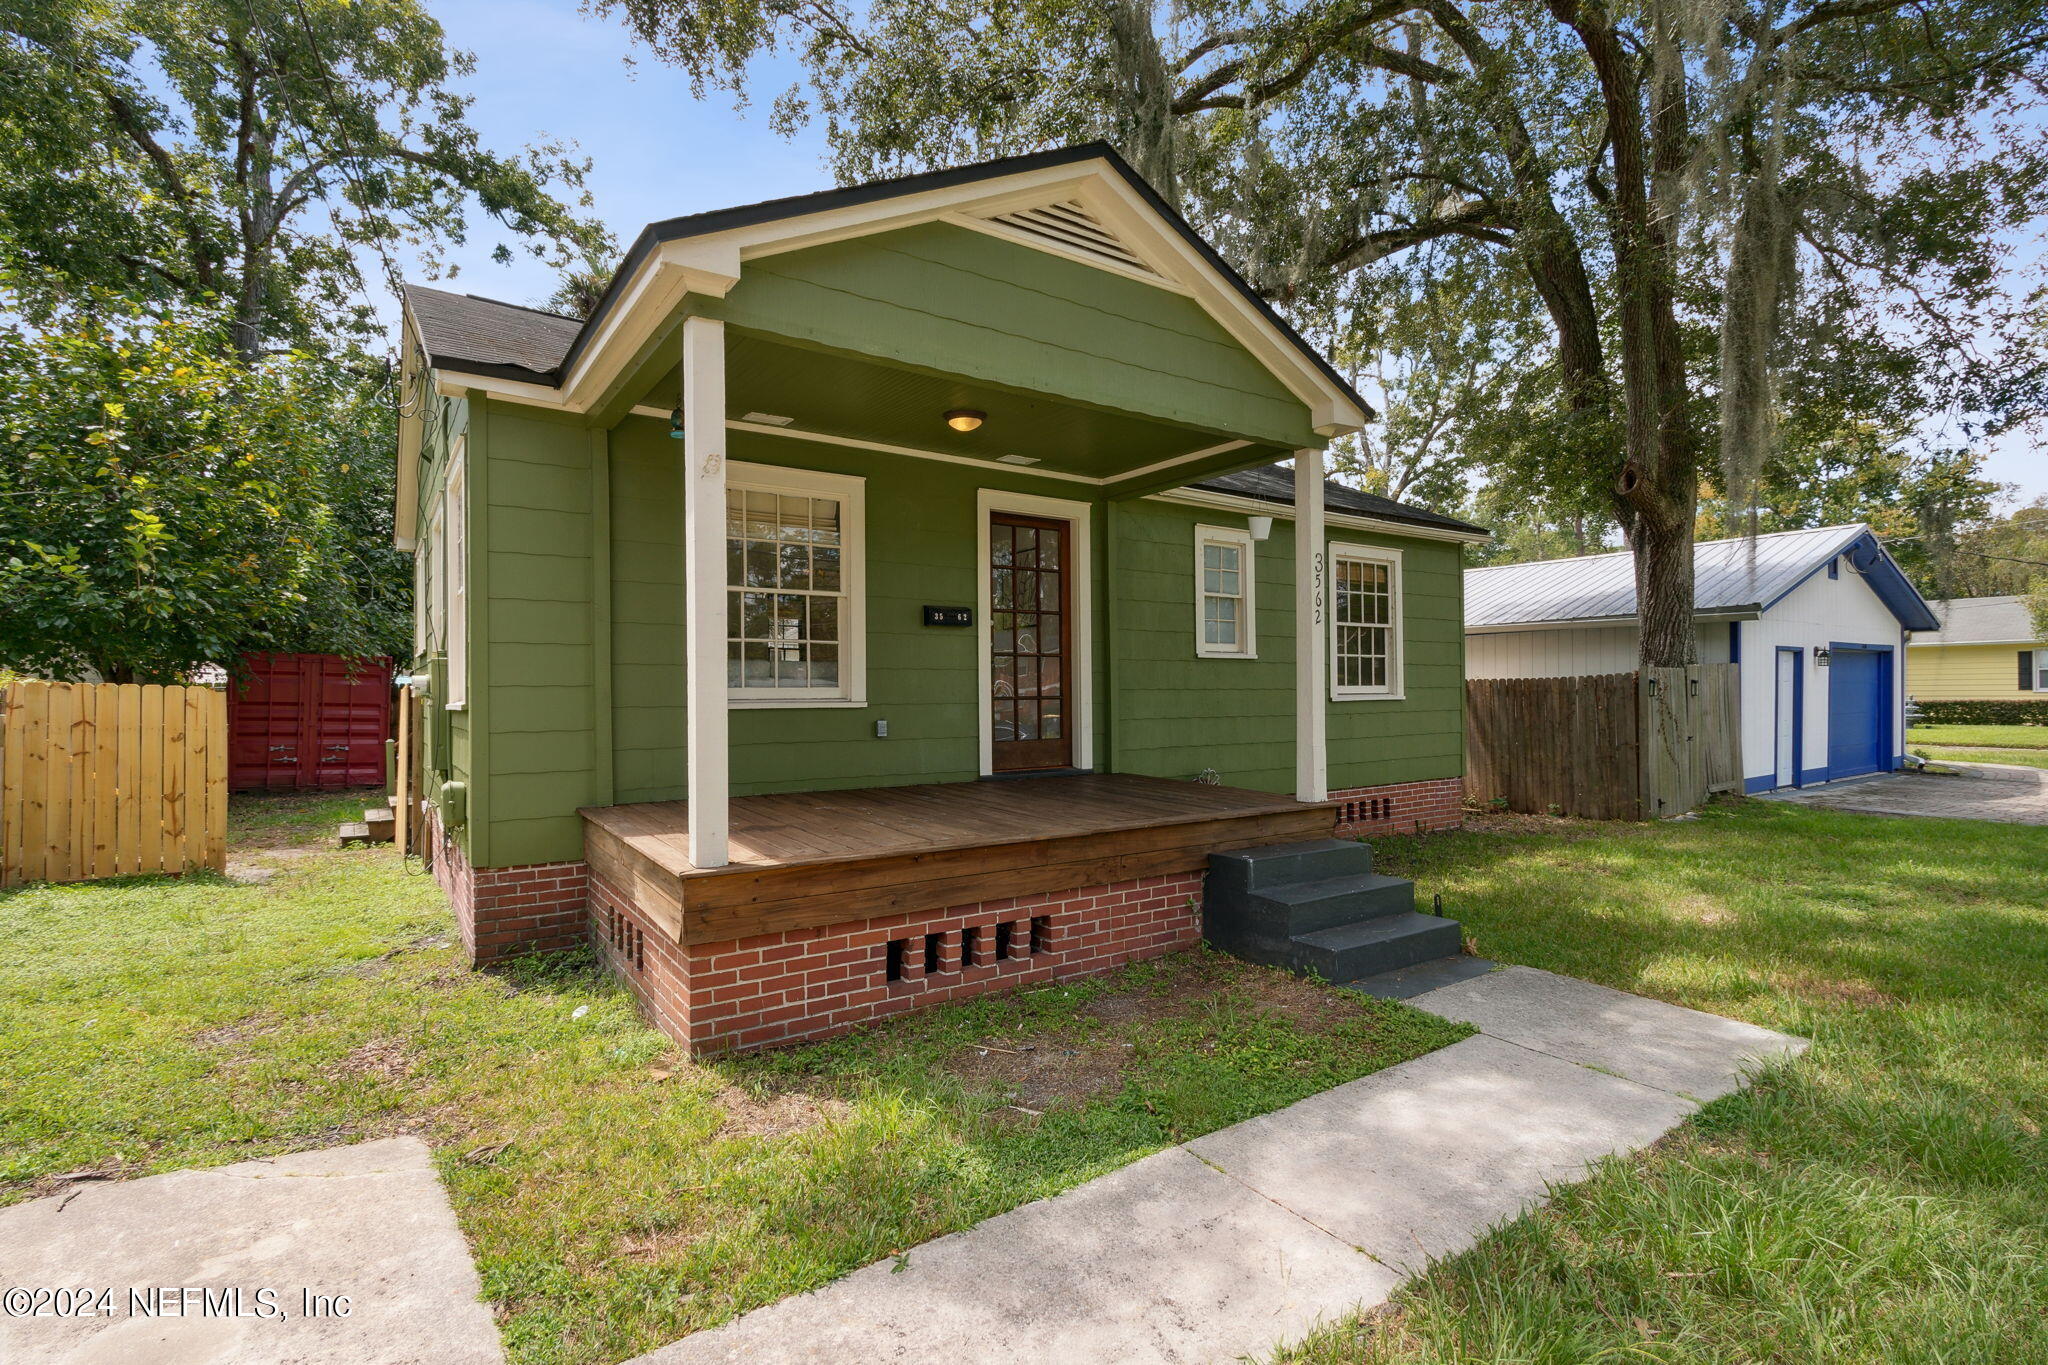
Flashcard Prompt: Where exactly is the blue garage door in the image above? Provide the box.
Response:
[1827,647,1891,779]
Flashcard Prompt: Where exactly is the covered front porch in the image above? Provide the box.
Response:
[582,773,1335,947]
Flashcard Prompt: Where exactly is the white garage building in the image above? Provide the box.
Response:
[1465,525,1939,793]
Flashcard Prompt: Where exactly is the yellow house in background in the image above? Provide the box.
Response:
[1908,596,2046,700]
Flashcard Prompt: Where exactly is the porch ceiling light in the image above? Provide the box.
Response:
[945,409,985,433]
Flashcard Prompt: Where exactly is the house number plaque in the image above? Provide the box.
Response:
[922,605,973,627]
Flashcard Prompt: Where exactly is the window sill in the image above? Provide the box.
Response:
[728,697,868,710]
[443,702,468,713]
[1194,650,1259,661]
[1330,691,1406,703]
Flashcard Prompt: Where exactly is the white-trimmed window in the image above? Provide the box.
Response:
[2032,648,2047,691]
[444,439,468,707]
[1330,542,1403,699]
[725,462,866,705]
[1195,525,1256,658]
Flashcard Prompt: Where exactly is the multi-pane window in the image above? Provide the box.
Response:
[1195,526,1256,658]
[724,465,865,703]
[1330,544,1402,698]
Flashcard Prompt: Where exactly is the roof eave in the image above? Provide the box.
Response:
[542,143,1369,434]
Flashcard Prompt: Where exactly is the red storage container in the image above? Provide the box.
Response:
[228,653,393,790]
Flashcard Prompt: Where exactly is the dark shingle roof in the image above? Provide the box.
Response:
[400,143,1368,420]
[400,284,581,383]
[1190,464,1487,536]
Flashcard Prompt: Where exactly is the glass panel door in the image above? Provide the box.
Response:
[989,513,1071,772]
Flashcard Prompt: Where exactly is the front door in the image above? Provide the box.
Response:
[989,512,1072,772]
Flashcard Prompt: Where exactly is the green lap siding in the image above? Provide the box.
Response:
[607,416,1108,802]
[468,400,604,866]
[1108,499,1466,795]
[407,231,1466,872]
[435,404,1466,868]
[720,222,1318,451]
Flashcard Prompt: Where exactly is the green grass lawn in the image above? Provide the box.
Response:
[1914,746,2048,770]
[1907,722,2048,749]
[0,791,1464,1365]
[1282,800,2048,1364]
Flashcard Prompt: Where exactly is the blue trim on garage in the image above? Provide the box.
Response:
[1729,620,1742,665]
[1758,531,1939,631]
[1744,774,1775,794]
[1824,641,1895,780]
[1801,766,1830,786]
[1774,645,1805,789]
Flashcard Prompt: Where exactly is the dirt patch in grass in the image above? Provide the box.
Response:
[1774,972,1900,1009]
[947,1038,1133,1111]
[323,1036,419,1084]
[938,952,1397,1111]
[1457,808,1652,839]
[191,1014,280,1050]
[711,1082,852,1138]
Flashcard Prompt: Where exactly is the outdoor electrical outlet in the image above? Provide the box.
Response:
[875,719,889,738]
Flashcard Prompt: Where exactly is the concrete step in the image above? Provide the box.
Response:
[1292,913,1465,984]
[1207,839,1373,893]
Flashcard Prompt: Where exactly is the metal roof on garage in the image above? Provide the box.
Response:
[1466,524,1939,632]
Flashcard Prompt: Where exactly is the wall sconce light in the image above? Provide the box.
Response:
[1815,648,1831,667]
[945,409,985,433]
[1248,515,1274,541]
[668,405,684,440]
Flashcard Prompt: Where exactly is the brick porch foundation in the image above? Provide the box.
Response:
[1330,777,1464,838]
[425,811,588,965]
[591,870,1204,1056]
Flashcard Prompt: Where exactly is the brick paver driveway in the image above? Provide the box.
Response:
[1763,762,2048,825]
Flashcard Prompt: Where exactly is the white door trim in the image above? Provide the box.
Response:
[976,488,1095,776]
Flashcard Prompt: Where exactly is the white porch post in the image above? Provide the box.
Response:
[1294,447,1328,803]
[682,315,729,867]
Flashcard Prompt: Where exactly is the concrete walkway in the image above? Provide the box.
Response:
[630,967,1806,1364]
[0,1137,502,1365]
[1761,761,2048,825]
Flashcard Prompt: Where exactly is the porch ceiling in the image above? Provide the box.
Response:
[627,328,1294,489]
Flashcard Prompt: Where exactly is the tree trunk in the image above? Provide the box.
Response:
[1560,0,1700,669]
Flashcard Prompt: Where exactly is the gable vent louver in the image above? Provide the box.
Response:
[981,200,1159,276]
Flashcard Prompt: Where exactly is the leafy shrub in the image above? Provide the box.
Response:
[1911,699,2048,725]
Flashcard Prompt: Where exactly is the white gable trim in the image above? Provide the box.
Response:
[455,156,1366,438]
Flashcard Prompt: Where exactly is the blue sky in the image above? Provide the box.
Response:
[423,0,831,308]
[422,0,2044,505]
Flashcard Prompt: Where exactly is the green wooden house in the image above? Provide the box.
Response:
[394,144,1487,1053]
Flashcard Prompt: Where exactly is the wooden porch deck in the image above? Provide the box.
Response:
[581,774,1335,946]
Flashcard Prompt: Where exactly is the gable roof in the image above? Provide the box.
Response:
[1915,595,2043,646]
[401,143,1368,432]
[1466,524,1939,633]
[1189,464,1487,537]
[401,285,581,383]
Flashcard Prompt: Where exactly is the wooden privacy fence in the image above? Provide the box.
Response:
[1,681,227,887]
[1466,664,1741,822]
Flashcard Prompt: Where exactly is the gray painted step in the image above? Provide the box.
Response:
[1249,872,1415,936]
[1207,839,1373,893]
[1293,913,1464,982]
